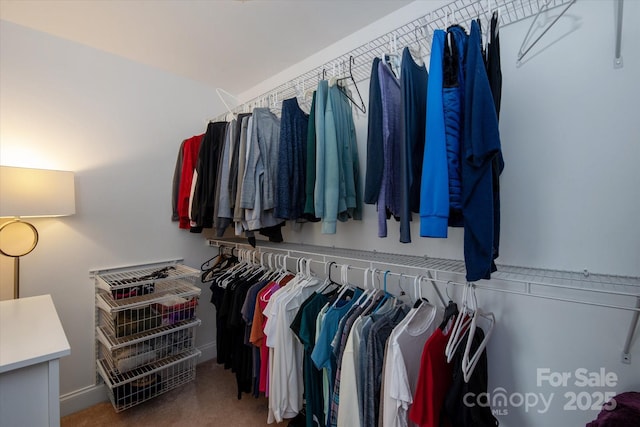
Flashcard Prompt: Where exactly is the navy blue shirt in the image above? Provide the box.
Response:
[462,20,503,282]
[399,47,428,243]
[364,58,384,204]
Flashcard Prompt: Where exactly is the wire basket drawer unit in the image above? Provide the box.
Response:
[93,261,202,412]
[95,280,200,338]
[97,348,201,412]
[96,318,200,374]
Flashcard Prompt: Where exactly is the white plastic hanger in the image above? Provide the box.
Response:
[444,283,476,362]
[330,264,353,308]
[461,307,496,382]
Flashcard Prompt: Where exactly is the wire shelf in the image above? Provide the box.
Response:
[208,238,640,362]
[214,0,576,120]
[97,349,200,412]
[94,263,199,293]
[95,280,201,314]
[208,238,640,302]
[96,318,201,351]
[98,325,197,375]
[97,349,201,389]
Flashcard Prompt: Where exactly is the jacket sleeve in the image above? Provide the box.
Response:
[420,30,450,238]
[171,140,185,221]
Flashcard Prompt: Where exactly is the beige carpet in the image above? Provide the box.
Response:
[61,359,289,427]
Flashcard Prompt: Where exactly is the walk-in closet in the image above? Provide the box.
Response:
[0,1,638,426]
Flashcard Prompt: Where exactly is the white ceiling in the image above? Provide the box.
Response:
[0,0,412,95]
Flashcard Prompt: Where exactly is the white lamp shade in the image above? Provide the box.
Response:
[0,166,76,217]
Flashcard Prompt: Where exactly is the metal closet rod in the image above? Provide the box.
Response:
[214,240,639,363]
[232,246,450,305]
[213,241,640,313]
[212,239,640,300]
[213,0,576,122]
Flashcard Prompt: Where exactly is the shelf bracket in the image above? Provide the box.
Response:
[614,0,624,69]
[621,296,640,364]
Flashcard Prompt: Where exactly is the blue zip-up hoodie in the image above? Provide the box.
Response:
[420,30,449,238]
[443,25,468,228]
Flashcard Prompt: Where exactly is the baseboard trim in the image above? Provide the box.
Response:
[60,340,216,416]
[197,340,216,363]
[60,383,108,417]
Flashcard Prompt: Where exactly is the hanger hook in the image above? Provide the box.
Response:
[363,267,371,290]
[343,264,351,286]
[383,270,390,294]
[327,261,336,282]
[398,273,406,296]
[446,280,454,301]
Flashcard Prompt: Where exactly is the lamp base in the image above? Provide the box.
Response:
[0,219,39,299]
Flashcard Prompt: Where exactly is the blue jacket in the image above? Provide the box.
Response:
[420,30,449,238]
[314,81,329,219]
[443,25,468,228]
[462,20,502,282]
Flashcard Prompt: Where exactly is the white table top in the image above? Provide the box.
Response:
[0,294,70,373]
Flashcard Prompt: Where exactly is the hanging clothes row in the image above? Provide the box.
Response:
[172,13,502,281]
[171,78,363,244]
[364,11,504,282]
[206,246,497,427]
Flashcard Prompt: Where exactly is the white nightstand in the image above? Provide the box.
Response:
[0,294,71,427]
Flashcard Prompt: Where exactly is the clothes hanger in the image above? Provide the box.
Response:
[316,261,338,292]
[382,33,401,77]
[438,280,459,329]
[413,275,430,308]
[216,248,249,287]
[201,249,237,283]
[371,270,394,313]
[407,25,426,67]
[517,0,577,65]
[445,283,476,362]
[356,268,381,309]
[461,306,496,382]
[328,61,340,87]
[201,245,223,271]
[215,88,238,122]
[330,264,355,308]
[352,268,371,306]
[335,56,366,114]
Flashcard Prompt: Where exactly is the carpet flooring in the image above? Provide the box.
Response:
[61,359,290,427]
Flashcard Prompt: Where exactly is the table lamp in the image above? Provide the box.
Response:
[0,166,75,298]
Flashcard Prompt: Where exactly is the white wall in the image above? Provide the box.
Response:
[0,20,226,414]
[237,1,640,426]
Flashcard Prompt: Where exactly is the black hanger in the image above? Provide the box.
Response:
[439,300,459,330]
[201,245,223,271]
[336,56,367,114]
[413,297,430,309]
[328,261,338,284]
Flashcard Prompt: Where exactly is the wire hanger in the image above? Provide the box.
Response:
[336,56,366,114]
[215,88,238,121]
[408,24,427,66]
[517,0,577,65]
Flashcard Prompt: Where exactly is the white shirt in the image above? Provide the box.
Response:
[382,302,443,427]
